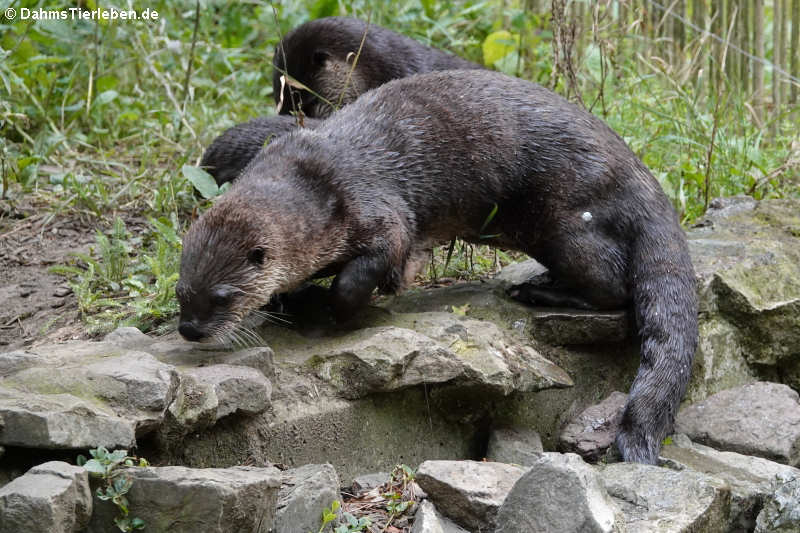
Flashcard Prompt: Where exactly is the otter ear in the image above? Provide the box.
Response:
[247,247,266,265]
[312,50,330,66]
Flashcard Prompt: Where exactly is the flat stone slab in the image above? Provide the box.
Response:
[559,391,628,462]
[280,312,572,399]
[0,461,92,533]
[0,330,277,450]
[662,433,800,531]
[495,453,623,532]
[601,462,731,532]
[185,364,272,418]
[675,382,800,466]
[415,460,527,531]
[0,387,136,449]
[275,463,341,533]
[87,465,282,533]
[486,427,543,466]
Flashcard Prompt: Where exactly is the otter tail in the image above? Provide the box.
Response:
[616,220,698,464]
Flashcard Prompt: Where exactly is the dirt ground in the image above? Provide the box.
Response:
[0,200,94,350]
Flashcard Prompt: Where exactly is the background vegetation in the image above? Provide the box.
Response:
[1,0,798,334]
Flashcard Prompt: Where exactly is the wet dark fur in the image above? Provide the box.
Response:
[201,116,321,186]
[273,16,483,118]
[179,70,699,465]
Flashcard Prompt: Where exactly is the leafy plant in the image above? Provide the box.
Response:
[50,216,182,334]
[334,512,370,533]
[77,447,149,532]
[315,500,339,533]
[380,464,417,528]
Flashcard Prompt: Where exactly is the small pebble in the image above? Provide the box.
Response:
[53,286,72,297]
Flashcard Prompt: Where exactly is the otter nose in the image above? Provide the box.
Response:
[178,321,204,342]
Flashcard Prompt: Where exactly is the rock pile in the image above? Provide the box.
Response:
[0,197,798,531]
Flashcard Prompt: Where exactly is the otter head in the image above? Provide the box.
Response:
[176,196,290,343]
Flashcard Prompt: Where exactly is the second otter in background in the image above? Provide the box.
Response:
[200,116,321,186]
[273,16,483,118]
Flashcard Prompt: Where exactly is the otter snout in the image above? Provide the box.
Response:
[178,321,205,342]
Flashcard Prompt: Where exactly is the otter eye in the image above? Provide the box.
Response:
[247,247,266,265]
[312,50,329,66]
[211,292,230,307]
[211,285,241,307]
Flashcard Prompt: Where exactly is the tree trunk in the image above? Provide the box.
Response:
[693,0,707,38]
[773,0,783,122]
[740,0,750,92]
[710,1,723,93]
[724,0,737,82]
[779,0,790,106]
[791,0,799,103]
[754,0,765,121]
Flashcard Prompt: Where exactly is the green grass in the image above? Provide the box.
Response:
[1,0,797,334]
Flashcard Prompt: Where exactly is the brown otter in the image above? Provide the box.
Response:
[273,16,483,118]
[201,116,321,187]
[177,70,698,465]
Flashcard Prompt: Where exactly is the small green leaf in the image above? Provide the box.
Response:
[482,30,519,66]
[451,303,470,316]
[96,75,118,93]
[182,165,219,199]
[94,90,119,106]
[83,459,107,476]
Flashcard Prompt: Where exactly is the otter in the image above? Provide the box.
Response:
[177,70,698,465]
[273,16,483,118]
[201,116,321,187]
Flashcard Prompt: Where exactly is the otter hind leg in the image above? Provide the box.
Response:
[507,278,599,310]
[513,230,630,311]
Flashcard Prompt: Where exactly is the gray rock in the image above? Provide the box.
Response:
[601,462,731,532]
[675,382,800,466]
[495,453,623,533]
[103,326,154,350]
[352,471,389,493]
[0,388,136,449]
[165,373,218,433]
[87,465,281,533]
[662,434,800,531]
[703,195,759,221]
[755,475,800,533]
[415,460,527,531]
[559,391,628,462]
[411,500,470,533]
[684,317,756,404]
[185,364,272,419]
[0,342,182,449]
[486,427,543,466]
[300,313,572,399]
[687,199,800,390]
[0,461,92,533]
[0,350,43,377]
[494,258,549,285]
[523,308,631,346]
[275,463,341,533]
[84,351,179,430]
[147,339,275,379]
